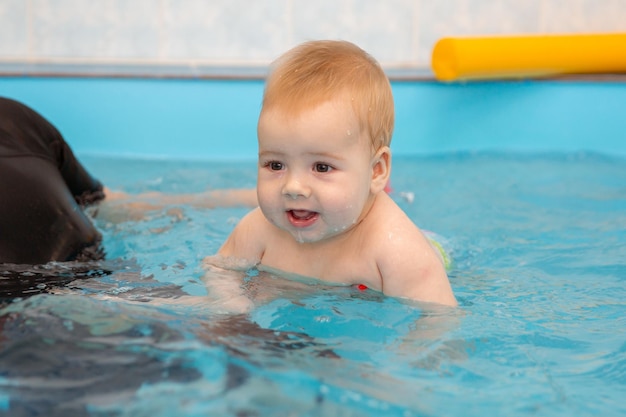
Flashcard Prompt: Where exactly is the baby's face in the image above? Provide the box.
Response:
[257,98,376,244]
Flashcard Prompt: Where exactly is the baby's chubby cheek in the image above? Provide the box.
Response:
[258,204,284,228]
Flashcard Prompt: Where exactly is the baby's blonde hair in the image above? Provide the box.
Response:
[261,40,394,150]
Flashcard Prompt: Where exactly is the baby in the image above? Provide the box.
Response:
[211,40,456,307]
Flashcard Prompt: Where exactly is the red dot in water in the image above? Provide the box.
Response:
[357,284,368,291]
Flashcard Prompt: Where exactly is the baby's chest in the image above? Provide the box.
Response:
[260,243,381,289]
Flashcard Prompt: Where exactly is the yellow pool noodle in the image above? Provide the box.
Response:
[431,33,626,82]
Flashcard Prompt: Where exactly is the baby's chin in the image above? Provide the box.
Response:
[287,229,320,244]
[286,223,355,245]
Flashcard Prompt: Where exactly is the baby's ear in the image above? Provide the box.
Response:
[370,146,391,193]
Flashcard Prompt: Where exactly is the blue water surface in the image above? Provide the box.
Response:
[0,152,624,417]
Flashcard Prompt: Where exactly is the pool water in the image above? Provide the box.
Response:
[1,152,625,416]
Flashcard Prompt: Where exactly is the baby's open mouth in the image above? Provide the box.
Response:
[287,210,319,227]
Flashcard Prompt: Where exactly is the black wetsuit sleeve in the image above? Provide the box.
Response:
[0,97,105,263]
[54,135,105,206]
[0,97,104,206]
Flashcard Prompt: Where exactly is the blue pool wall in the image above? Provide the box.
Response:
[1,76,625,159]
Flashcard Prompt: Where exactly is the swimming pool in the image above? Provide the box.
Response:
[1,76,625,416]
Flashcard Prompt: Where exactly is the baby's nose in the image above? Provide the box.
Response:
[282,174,311,199]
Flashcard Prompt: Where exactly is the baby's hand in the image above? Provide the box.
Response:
[210,292,255,314]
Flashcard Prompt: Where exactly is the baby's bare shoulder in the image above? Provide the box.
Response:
[365,196,456,305]
[366,193,422,240]
[219,208,272,259]
[234,207,274,233]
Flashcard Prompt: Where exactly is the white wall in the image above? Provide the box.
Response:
[1,0,626,71]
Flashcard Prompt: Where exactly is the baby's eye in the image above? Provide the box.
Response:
[314,163,332,173]
[267,161,284,171]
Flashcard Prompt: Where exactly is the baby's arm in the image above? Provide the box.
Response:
[201,208,269,313]
[376,223,457,307]
[201,260,256,314]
